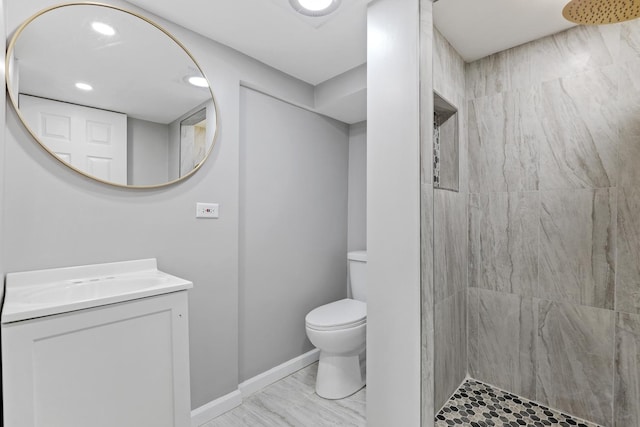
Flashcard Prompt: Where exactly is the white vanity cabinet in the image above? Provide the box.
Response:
[1,259,193,427]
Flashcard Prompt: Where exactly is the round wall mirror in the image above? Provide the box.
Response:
[6,3,219,188]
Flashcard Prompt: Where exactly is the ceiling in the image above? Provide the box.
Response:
[124,0,580,86]
[126,0,369,86]
[13,4,211,124]
[433,0,576,62]
[109,0,580,123]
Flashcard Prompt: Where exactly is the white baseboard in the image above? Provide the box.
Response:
[190,390,242,427]
[239,348,320,398]
[190,349,319,426]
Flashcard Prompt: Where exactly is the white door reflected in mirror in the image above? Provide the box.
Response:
[6,3,219,188]
[19,94,128,185]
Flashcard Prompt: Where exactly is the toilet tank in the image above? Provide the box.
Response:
[348,251,367,302]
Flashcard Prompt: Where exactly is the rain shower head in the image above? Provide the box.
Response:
[562,0,640,25]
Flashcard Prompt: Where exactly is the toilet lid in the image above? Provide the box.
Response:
[305,299,366,331]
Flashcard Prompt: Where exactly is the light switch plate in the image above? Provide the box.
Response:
[196,203,219,219]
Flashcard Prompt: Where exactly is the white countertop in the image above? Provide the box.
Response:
[2,259,193,323]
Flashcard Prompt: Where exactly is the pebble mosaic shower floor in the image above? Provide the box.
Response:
[435,379,600,427]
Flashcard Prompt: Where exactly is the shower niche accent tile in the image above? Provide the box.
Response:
[433,92,458,192]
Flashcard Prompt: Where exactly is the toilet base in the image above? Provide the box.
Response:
[315,352,365,399]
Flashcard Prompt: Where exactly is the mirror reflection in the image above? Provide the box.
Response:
[7,4,218,188]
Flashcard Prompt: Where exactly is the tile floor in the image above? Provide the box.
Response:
[203,362,366,427]
[204,366,600,426]
[435,379,601,427]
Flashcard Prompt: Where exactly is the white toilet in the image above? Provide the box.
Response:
[305,250,367,399]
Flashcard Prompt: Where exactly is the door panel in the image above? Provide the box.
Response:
[19,94,127,184]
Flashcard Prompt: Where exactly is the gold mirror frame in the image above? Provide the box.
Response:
[6,2,220,189]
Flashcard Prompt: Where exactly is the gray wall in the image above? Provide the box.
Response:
[0,0,6,304]
[3,0,317,410]
[465,22,640,426]
[0,2,6,418]
[348,121,366,252]
[127,117,169,186]
[431,27,468,413]
[367,0,422,425]
[238,87,349,381]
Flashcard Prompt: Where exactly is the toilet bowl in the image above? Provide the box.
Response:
[305,251,367,399]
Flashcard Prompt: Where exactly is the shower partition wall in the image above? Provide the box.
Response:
[432,65,467,416]
[420,1,468,425]
[426,17,469,425]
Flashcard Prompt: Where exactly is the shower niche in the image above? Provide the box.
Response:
[433,93,458,191]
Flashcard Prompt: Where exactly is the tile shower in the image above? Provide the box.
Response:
[422,4,640,426]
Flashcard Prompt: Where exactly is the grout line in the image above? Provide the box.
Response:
[612,186,618,427]
[536,190,541,404]
[611,310,618,427]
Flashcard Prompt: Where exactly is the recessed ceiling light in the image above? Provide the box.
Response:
[299,0,332,11]
[187,76,209,88]
[75,82,93,91]
[289,0,341,17]
[91,21,115,36]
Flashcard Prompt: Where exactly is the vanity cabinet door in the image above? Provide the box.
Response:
[1,291,191,427]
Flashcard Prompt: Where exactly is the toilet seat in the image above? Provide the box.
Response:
[305,299,366,331]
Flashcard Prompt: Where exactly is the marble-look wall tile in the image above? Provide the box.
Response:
[531,25,617,85]
[437,113,458,191]
[599,23,622,66]
[420,0,433,186]
[617,186,640,314]
[468,89,539,193]
[618,57,640,188]
[465,43,535,99]
[476,289,537,401]
[457,94,468,194]
[466,287,479,379]
[421,184,434,328]
[422,326,435,427]
[465,24,617,100]
[537,66,619,190]
[420,183,435,427]
[536,301,614,427]
[434,190,467,303]
[462,14,627,427]
[433,28,465,104]
[434,291,466,412]
[615,311,640,427]
[468,192,539,296]
[503,40,535,94]
[465,49,510,99]
[620,19,640,62]
[539,189,616,310]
